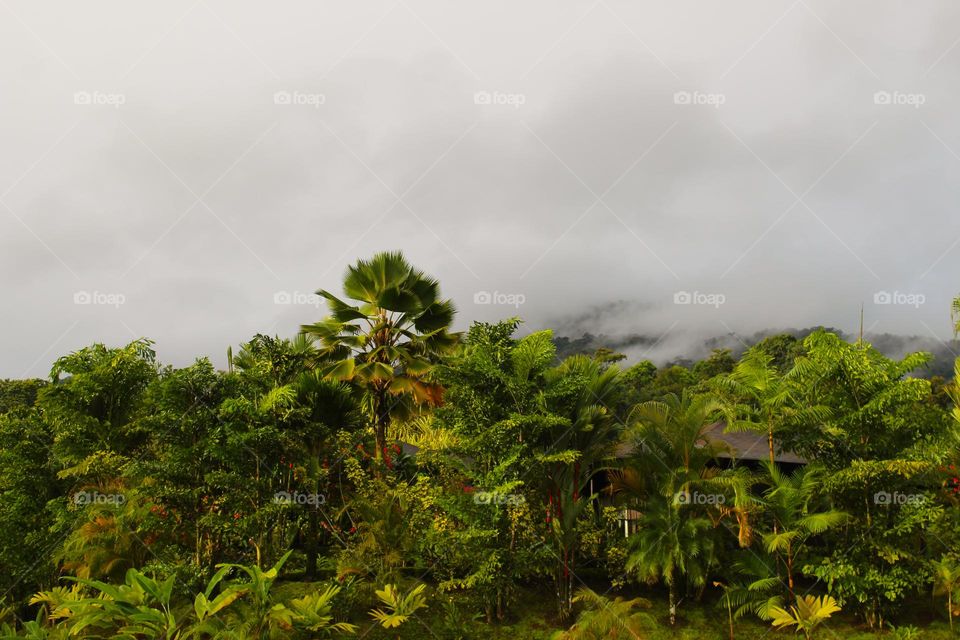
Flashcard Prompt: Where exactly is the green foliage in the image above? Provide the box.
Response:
[552,588,652,639]
[759,461,849,598]
[0,256,959,638]
[769,594,841,639]
[616,391,746,625]
[692,348,736,381]
[931,556,960,631]
[368,583,428,629]
[41,339,158,477]
[785,330,957,627]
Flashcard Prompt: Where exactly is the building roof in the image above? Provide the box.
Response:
[614,422,806,465]
[703,422,806,464]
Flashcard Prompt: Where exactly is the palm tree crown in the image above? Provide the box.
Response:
[301,251,458,458]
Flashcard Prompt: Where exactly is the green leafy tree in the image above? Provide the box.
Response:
[0,409,58,602]
[752,333,806,374]
[692,349,736,381]
[41,339,158,479]
[230,334,360,578]
[428,320,553,622]
[790,331,956,627]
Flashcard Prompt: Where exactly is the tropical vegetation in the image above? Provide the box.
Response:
[0,251,958,639]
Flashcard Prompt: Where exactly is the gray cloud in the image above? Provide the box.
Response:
[2,0,960,377]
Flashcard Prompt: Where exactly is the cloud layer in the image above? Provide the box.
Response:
[2,1,960,376]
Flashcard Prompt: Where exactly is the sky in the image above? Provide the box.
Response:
[2,1,960,377]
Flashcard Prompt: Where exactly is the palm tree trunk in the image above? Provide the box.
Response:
[768,426,775,467]
[305,507,319,580]
[786,544,795,601]
[374,387,390,462]
[669,578,677,626]
[949,589,954,633]
[726,594,734,640]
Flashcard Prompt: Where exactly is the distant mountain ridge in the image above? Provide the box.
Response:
[554,327,959,378]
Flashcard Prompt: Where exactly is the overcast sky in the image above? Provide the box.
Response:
[2,1,960,377]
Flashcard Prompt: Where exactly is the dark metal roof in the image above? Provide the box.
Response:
[704,422,805,464]
[613,422,806,465]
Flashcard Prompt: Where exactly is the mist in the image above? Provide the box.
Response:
[2,1,960,377]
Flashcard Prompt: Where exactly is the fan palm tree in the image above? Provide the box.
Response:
[301,251,458,459]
